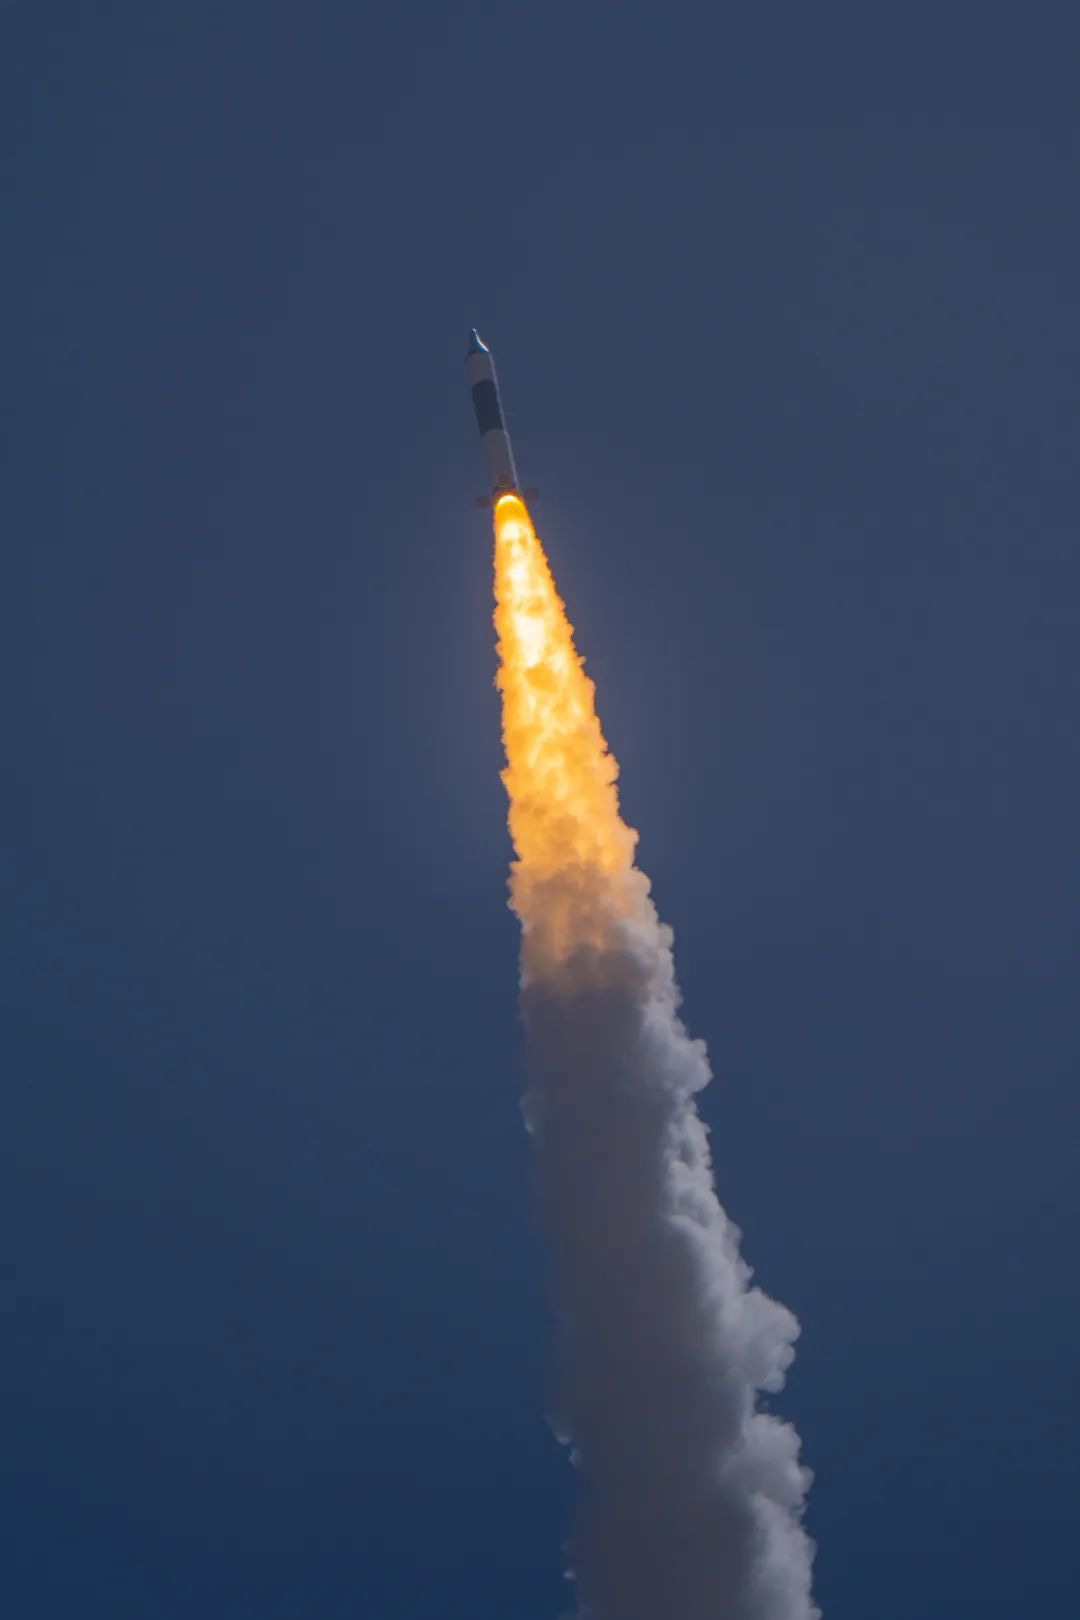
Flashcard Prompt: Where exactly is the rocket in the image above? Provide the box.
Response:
[466,330,531,505]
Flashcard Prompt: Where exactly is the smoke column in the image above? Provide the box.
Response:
[493,494,817,1620]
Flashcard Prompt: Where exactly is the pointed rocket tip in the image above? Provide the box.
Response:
[466,328,489,356]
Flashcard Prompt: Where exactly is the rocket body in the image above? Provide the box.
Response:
[466,330,520,498]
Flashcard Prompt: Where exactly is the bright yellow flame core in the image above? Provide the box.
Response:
[494,496,640,961]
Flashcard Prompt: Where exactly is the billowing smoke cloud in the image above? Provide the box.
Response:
[521,877,816,1620]
[493,497,816,1619]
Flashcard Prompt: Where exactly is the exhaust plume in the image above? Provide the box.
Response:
[493,495,817,1620]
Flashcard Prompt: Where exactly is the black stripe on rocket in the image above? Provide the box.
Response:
[471,379,504,437]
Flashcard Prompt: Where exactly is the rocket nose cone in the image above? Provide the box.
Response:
[466,328,489,357]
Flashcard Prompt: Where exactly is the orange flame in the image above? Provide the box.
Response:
[494,495,643,965]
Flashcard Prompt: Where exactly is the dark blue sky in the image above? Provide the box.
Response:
[7,5,1079,1616]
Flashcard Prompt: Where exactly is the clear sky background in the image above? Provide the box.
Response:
[6,4,1079,1616]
